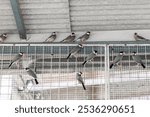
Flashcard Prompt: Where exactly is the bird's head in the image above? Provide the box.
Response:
[78,44,83,48]
[86,31,90,35]
[119,51,125,55]
[93,50,98,54]
[78,72,82,75]
[134,33,137,35]
[1,33,8,38]
[132,51,137,55]
[52,32,56,35]
[25,68,30,71]
[71,32,75,36]
[19,52,24,56]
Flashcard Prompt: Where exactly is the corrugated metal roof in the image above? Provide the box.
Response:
[18,0,71,33]
[70,0,150,31]
[0,0,17,34]
[0,0,150,34]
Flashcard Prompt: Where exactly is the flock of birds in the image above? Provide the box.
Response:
[0,32,150,43]
[1,32,149,91]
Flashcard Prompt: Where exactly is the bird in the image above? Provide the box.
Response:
[76,31,90,42]
[44,32,56,42]
[0,33,8,43]
[82,50,98,66]
[8,52,24,68]
[61,32,76,42]
[76,72,86,90]
[110,51,125,69]
[25,67,39,84]
[132,52,146,68]
[66,44,83,59]
[134,33,149,41]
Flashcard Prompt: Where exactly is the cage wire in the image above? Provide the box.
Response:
[0,43,150,100]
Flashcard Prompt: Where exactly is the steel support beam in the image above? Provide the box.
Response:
[10,0,27,39]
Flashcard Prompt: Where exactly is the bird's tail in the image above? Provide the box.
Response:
[145,39,150,41]
[82,61,87,66]
[81,83,86,90]
[60,39,64,42]
[110,63,114,69]
[34,79,39,85]
[8,62,13,68]
[141,63,146,68]
[66,53,71,59]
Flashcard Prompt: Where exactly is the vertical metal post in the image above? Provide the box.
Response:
[10,0,27,39]
[67,0,72,32]
[104,44,110,100]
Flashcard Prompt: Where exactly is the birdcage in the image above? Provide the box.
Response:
[0,42,150,100]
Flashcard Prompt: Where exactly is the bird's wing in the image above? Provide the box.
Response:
[11,54,20,62]
[70,46,80,54]
[86,53,95,61]
[78,76,84,84]
[28,70,37,78]
[134,55,143,63]
[137,35,146,39]
[78,34,85,39]
[113,55,122,64]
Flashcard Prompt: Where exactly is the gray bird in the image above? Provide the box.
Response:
[0,33,8,43]
[76,31,90,42]
[67,44,83,59]
[8,52,24,68]
[76,72,86,90]
[25,67,39,84]
[82,50,98,65]
[44,32,56,42]
[132,52,146,68]
[61,32,76,42]
[110,51,125,69]
[134,33,149,41]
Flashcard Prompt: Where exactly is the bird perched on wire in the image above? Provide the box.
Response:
[82,50,98,66]
[67,44,83,59]
[25,67,39,85]
[110,51,125,69]
[8,52,24,68]
[61,32,76,42]
[76,31,90,43]
[0,33,8,43]
[44,32,56,42]
[76,72,86,90]
[132,52,146,68]
[134,33,149,41]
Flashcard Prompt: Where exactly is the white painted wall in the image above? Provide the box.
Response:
[3,30,150,42]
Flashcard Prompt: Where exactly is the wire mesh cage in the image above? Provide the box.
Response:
[0,43,106,100]
[109,44,150,100]
[0,43,150,100]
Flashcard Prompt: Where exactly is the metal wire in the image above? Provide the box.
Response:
[0,43,150,100]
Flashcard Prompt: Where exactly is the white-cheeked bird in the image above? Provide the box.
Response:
[67,44,83,59]
[44,32,56,42]
[110,51,125,69]
[132,52,146,68]
[82,50,98,66]
[0,33,8,43]
[8,52,24,68]
[25,67,39,85]
[76,72,86,90]
[61,32,76,42]
[134,33,149,41]
[76,31,90,42]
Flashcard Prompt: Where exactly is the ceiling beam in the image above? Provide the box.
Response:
[10,0,27,40]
